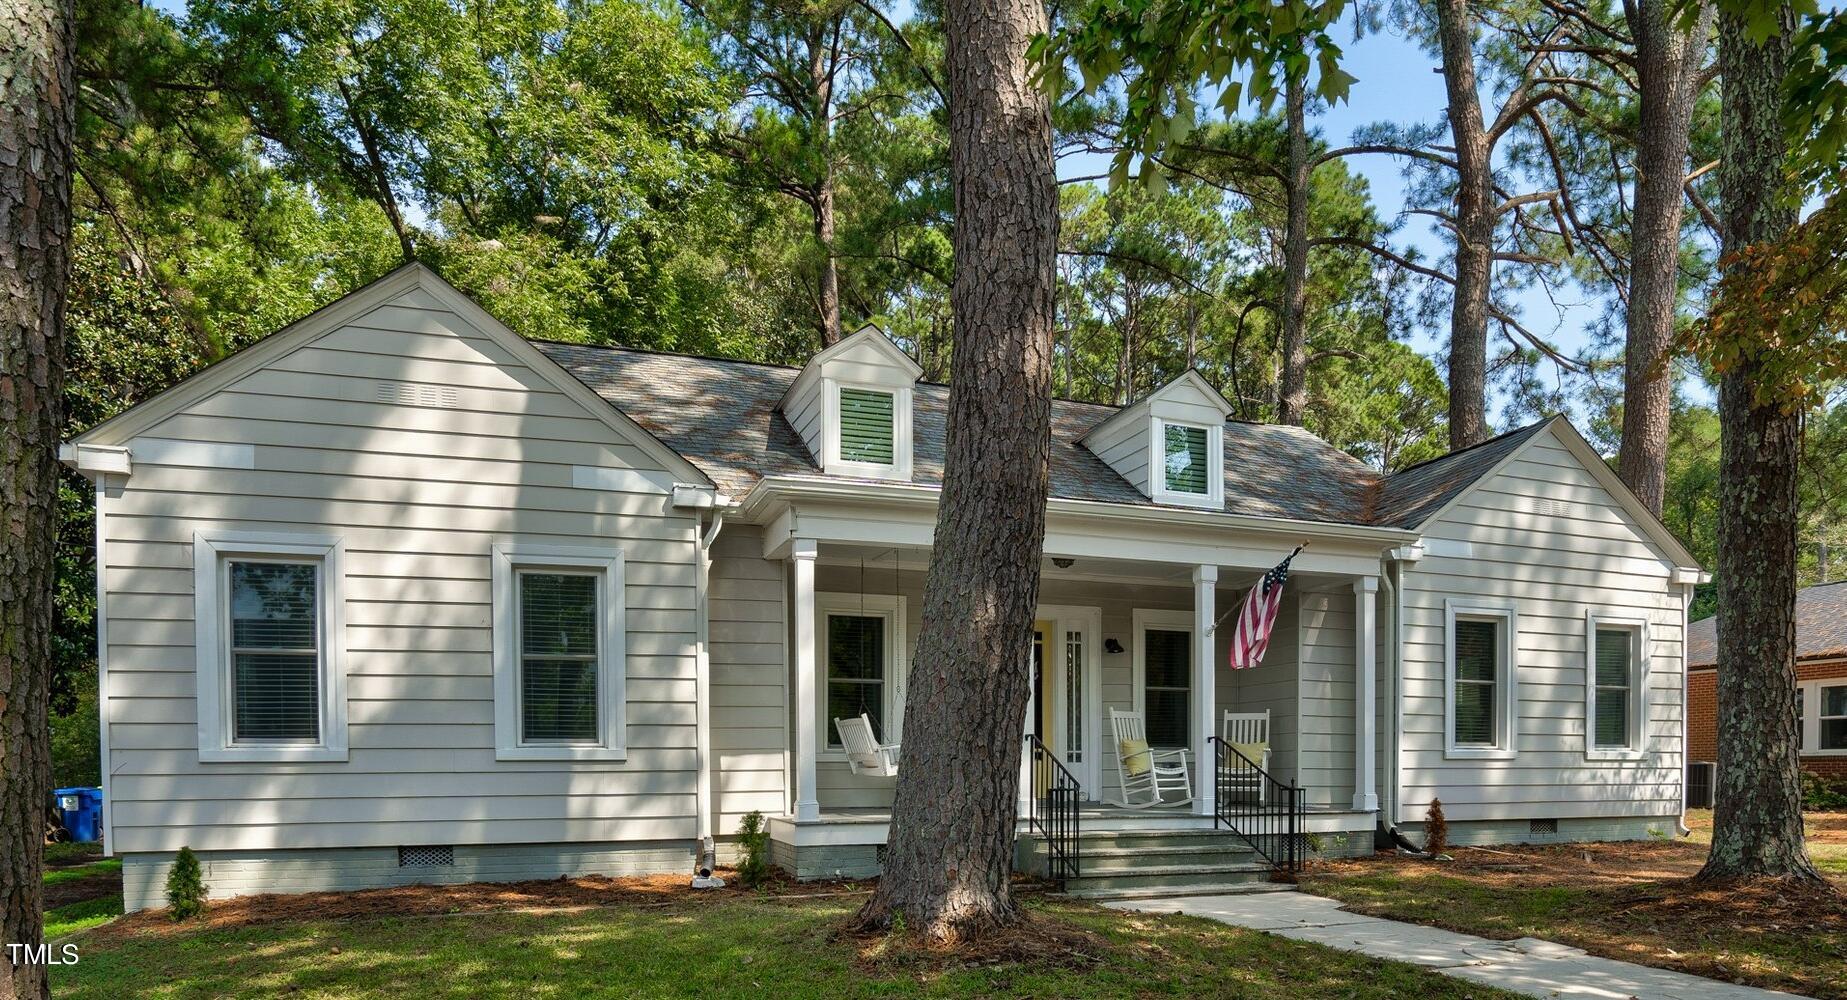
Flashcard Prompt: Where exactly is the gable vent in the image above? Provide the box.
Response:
[1528,498,1573,519]
[398,845,454,867]
[375,382,460,409]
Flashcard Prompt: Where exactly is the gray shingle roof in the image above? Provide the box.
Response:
[1687,580,1847,669]
[535,340,1543,530]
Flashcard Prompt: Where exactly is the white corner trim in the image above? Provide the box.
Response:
[193,530,349,763]
[134,438,256,470]
[490,542,628,761]
[1584,611,1651,762]
[1442,599,1519,761]
[571,464,673,495]
[94,483,114,854]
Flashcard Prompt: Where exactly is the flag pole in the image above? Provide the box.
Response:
[1203,540,1309,636]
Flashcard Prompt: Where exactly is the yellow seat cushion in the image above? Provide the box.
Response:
[1118,737,1152,777]
[1227,741,1269,767]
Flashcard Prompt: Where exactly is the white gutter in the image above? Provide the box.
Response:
[736,475,1421,546]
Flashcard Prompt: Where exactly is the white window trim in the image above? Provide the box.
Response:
[1443,600,1519,761]
[815,592,908,761]
[1131,608,1194,749]
[1149,417,1224,508]
[1801,678,1847,756]
[823,378,913,481]
[194,530,348,763]
[492,542,627,761]
[1584,613,1650,761]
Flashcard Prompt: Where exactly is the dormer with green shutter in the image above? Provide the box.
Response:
[1078,370,1232,509]
[780,325,921,481]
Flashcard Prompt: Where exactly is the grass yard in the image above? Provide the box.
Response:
[43,852,123,940]
[48,876,1526,999]
[1301,810,1847,1000]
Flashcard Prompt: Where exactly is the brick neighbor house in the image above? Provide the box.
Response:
[1686,581,1847,781]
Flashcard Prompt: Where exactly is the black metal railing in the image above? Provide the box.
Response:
[1208,736,1305,877]
[1024,734,1082,887]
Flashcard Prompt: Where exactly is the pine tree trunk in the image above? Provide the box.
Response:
[1,0,75,995]
[814,176,842,346]
[1434,0,1493,450]
[808,28,842,347]
[1697,1,1821,883]
[851,0,1057,941]
[1275,76,1310,427]
[1618,0,1712,515]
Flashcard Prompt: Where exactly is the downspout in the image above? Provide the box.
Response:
[694,507,727,874]
[1676,576,1695,837]
[94,479,114,856]
[1379,544,1421,849]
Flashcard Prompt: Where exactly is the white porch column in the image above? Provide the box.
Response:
[791,539,821,822]
[1353,576,1380,812]
[1193,564,1218,816]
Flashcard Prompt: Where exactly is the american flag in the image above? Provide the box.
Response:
[1227,547,1300,669]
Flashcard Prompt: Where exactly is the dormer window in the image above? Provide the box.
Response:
[1162,423,1210,495]
[838,387,896,465]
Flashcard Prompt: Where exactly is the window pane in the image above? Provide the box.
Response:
[1146,689,1189,748]
[1454,619,1499,682]
[229,561,320,742]
[1163,424,1209,494]
[1823,685,1847,718]
[1823,719,1847,751]
[230,562,317,650]
[1595,629,1631,688]
[234,653,319,741]
[522,658,598,742]
[828,681,883,738]
[1454,681,1495,745]
[1595,693,1628,748]
[520,573,597,657]
[839,388,895,464]
[1065,631,1084,762]
[1144,629,1190,688]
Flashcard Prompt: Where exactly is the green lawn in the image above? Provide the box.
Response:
[52,895,1523,999]
[43,856,124,940]
[1302,812,1847,1000]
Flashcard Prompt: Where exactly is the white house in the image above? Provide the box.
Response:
[64,265,1705,909]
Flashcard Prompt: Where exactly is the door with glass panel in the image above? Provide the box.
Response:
[1027,606,1102,798]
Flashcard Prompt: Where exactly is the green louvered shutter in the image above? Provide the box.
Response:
[839,388,895,464]
[1163,423,1209,494]
[1594,629,1631,748]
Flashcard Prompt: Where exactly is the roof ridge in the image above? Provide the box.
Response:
[1385,417,1554,478]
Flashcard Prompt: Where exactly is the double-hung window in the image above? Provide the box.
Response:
[1801,681,1847,754]
[194,531,347,762]
[1585,615,1647,758]
[817,593,906,753]
[1445,602,1517,759]
[1133,610,1195,750]
[492,544,626,760]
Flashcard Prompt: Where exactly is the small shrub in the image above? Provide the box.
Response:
[1801,770,1847,811]
[165,846,207,920]
[736,810,769,887]
[1424,798,1448,856]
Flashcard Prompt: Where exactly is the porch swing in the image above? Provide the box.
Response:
[833,551,901,777]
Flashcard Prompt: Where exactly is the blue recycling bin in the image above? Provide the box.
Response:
[53,787,102,843]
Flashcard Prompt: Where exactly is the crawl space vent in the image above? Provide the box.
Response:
[1528,818,1558,836]
[375,381,460,409]
[398,845,454,867]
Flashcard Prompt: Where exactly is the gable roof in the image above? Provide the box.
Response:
[69,264,713,488]
[537,342,1383,524]
[1687,581,1847,669]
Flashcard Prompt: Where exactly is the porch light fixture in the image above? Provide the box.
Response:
[1104,637,1125,655]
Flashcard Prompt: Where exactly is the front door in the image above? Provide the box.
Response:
[1025,607,1102,799]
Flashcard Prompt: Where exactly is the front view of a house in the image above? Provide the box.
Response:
[62,265,1705,910]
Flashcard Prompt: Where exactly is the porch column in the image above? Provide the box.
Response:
[791,539,821,822]
[1353,576,1380,812]
[1193,564,1218,816]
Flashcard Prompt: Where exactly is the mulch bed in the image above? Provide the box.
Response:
[44,870,123,910]
[841,912,1112,978]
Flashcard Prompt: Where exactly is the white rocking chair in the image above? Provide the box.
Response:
[834,713,899,777]
[1220,710,1272,804]
[1109,708,1192,809]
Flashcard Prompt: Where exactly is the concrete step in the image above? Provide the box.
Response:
[1058,860,1276,894]
[1031,827,1261,853]
[1061,880,1298,902]
[1025,841,1258,870]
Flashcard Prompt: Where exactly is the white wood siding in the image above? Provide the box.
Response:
[708,526,789,830]
[103,289,702,853]
[1396,428,1685,823]
[1219,593,1300,789]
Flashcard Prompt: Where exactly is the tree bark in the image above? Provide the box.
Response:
[1697,1,1821,883]
[1,0,75,995]
[1276,75,1310,426]
[807,26,842,347]
[1434,0,1493,450]
[851,0,1057,941]
[1617,0,1713,515]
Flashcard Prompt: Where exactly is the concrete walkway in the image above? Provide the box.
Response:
[1104,891,1806,999]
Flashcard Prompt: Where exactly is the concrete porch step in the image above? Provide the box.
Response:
[1061,880,1298,902]
[1024,840,1258,870]
[1059,860,1277,894]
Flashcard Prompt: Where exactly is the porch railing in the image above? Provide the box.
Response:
[1208,736,1305,877]
[1023,734,1082,887]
